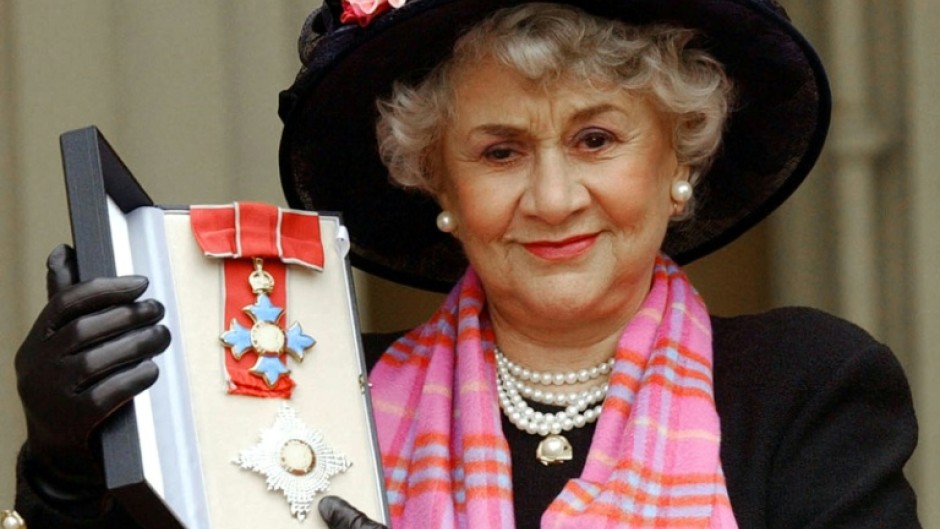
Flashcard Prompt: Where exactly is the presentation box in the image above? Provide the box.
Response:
[61,126,388,528]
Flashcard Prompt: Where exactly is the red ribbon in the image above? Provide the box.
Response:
[190,202,323,268]
[190,202,323,398]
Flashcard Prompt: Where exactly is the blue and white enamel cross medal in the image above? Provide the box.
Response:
[220,258,316,389]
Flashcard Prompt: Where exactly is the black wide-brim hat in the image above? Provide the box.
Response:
[279,0,830,292]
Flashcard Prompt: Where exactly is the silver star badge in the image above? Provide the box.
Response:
[234,404,352,521]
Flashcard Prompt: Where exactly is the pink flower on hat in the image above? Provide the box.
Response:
[341,0,405,27]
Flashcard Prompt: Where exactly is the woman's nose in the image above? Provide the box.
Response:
[520,151,590,225]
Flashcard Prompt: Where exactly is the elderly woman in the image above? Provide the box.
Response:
[11,0,920,528]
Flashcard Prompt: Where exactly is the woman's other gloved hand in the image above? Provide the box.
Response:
[319,496,388,529]
[14,244,170,511]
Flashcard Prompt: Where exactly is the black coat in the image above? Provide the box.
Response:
[15,307,921,528]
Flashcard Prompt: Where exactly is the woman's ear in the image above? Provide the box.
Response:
[435,190,452,212]
[673,163,691,185]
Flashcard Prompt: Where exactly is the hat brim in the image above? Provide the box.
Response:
[279,0,830,292]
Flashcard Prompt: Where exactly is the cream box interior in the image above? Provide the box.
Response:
[109,201,387,528]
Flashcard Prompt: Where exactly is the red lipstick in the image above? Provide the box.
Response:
[523,234,598,261]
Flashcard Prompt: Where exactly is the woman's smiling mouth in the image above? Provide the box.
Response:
[522,233,599,261]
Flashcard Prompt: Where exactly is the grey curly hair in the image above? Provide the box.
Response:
[375,2,733,219]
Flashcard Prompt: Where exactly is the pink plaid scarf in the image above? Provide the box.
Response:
[370,256,737,528]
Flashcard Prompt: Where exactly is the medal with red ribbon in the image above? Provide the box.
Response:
[190,202,324,398]
[220,257,315,389]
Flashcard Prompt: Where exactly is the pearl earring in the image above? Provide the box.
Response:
[436,210,456,233]
[671,180,693,203]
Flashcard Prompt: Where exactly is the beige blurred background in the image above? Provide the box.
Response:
[1,0,938,525]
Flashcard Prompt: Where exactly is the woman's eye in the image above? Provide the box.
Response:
[483,146,518,162]
[576,130,614,150]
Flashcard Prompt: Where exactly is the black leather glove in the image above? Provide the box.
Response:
[15,244,170,511]
[319,496,388,529]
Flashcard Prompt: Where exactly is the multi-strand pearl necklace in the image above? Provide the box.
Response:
[494,346,614,465]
